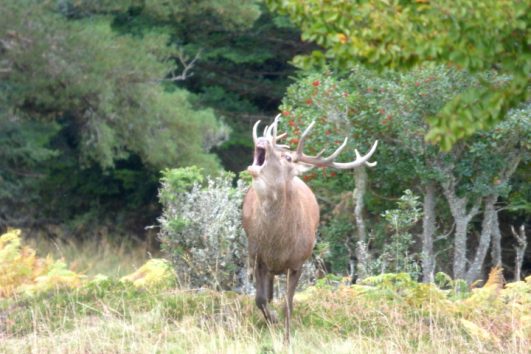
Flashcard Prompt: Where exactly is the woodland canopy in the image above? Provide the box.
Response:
[0,0,528,284]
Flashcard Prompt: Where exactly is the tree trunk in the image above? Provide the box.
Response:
[453,218,469,280]
[353,166,369,281]
[511,225,527,281]
[490,210,502,267]
[441,175,481,280]
[465,195,497,284]
[421,181,436,283]
[468,153,521,283]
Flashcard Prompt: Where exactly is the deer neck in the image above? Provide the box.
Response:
[252,174,295,212]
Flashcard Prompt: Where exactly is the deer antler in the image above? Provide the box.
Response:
[292,120,378,168]
[253,115,289,150]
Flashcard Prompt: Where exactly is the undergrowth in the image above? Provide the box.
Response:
[1,230,529,353]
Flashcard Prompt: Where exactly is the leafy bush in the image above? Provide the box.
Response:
[158,167,249,290]
[0,229,84,297]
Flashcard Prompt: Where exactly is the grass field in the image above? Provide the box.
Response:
[2,276,530,354]
[1,232,530,354]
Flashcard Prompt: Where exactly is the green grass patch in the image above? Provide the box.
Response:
[1,232,529,353]
[2,274,529,353]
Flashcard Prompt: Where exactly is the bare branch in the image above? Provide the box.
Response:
[435,222,456,242]
[163,49,202,82]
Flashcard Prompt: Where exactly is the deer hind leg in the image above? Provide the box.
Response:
[254,261,276,324]
[284,268,303,344]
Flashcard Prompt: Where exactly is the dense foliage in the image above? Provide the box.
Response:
[0,0,306,233]
[267,0,530,150]
[0,0,528,290]
[278,65,529,282]
[0,0,234,231]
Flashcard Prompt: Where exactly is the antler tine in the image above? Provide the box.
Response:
[271,114,281,141]
[276,144,291,150]
[315,148,326,158]
[295,137,348,166]
[276,132,287,141]
[294,120,316,157]
[252,120,261,144]
[322,137,348,162]
[331,140,378,169]
[292,120,378,169]
[354,148,377,167]
[268,114,290,150]
[263,124,270,139]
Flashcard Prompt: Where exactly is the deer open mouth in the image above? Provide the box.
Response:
[254,147,266,167]
[249,141,267,177]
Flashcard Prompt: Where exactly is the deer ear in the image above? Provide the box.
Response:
[294,163,314,175]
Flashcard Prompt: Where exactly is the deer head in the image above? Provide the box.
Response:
[248,114,378,190]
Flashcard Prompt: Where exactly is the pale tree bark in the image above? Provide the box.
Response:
[511,225,527,281]
[353,166,369,281]
[421,181,437,283]
[490,211,502,267]
[441,175,481,280]
[465,194,497,284]
[464,154,521,284]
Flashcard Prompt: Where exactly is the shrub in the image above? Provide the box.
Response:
[158,167,249,290]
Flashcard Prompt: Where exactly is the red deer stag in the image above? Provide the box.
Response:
[242,114,378,342]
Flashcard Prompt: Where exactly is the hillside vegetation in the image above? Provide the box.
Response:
[1,230,529,354]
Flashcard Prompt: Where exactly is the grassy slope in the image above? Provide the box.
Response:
[1,276,529,354]
[1,233,529,354]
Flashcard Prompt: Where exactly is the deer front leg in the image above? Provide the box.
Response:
[255,261,276,324]
[284,268,303,344]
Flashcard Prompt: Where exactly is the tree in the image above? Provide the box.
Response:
[459,105,529,283]
[266,0,530,150]
[279,65,529,282]
[0,0,228,229]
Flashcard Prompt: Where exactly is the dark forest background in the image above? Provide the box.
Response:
[1,0,528,283]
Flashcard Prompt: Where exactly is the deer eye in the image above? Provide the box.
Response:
[284,154,292,162]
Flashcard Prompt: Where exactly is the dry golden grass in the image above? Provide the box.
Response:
[23,232,157,277]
